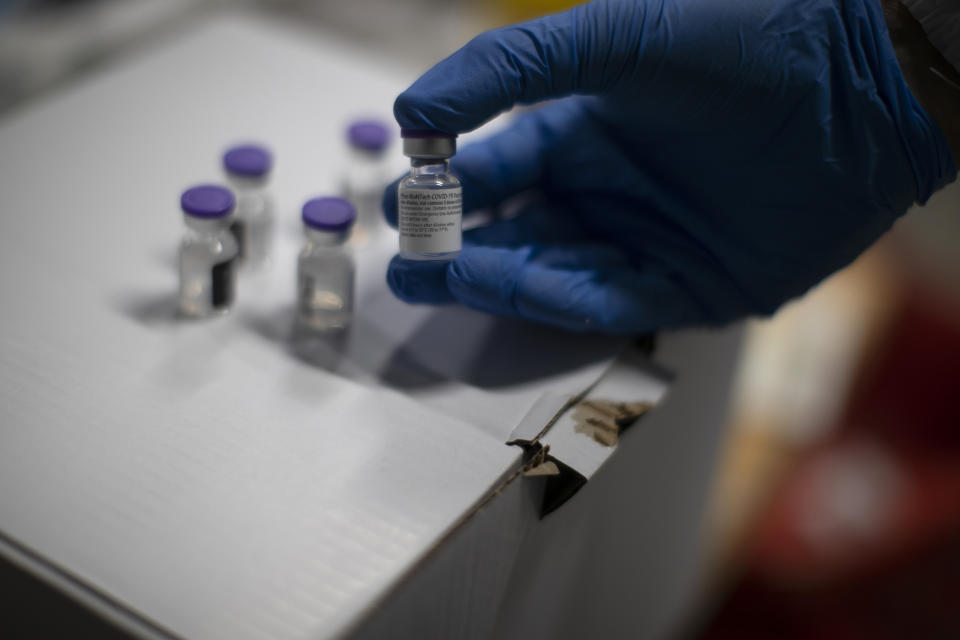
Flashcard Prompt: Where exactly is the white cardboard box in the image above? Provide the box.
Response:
[0,12,743,639]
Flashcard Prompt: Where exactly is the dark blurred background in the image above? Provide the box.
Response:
[2,1,959,638]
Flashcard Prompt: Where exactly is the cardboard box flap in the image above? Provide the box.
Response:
[508,344,672,515]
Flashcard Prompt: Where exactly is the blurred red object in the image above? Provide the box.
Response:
[700,281,960,640]
[839,280,960,450]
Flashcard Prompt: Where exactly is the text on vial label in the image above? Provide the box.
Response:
[398,188,462,255]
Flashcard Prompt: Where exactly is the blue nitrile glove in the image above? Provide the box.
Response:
[383,0,956,334]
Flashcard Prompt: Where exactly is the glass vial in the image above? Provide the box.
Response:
[179,185,239,317]
[398,130,461,261]
[223,143,274,269]
[342,119,391,245]
[297,197,357,332]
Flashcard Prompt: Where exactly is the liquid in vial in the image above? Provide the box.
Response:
[297,197,357,331]
[223,143,274,268]
[178,185,238,317]
[398,129,461,261]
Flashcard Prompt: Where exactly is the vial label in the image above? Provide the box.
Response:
[399,187,462,255]
[230,219,247,259]
[211,259,235,309]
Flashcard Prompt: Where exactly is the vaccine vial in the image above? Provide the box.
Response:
[223,143,274,268]
[178,185,239,317]
[342,119,391,244]
[398,129,461,261]
[297,197,357,331]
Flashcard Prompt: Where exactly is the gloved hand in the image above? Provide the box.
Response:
[382,0,956,334]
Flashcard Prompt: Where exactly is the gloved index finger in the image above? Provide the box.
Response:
[394,3,610,134]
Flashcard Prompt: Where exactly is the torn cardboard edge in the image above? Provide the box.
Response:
[345,338,673,628]
[335,338,672,637]
[504,342,673,516]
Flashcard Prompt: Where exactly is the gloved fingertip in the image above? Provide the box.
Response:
[391,10,585,134]
[393,90,438,133]
[386,255,455,304]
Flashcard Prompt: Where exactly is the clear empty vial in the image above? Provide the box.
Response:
[342,119,391,244]
[297,197,357,332]
[398,130,461,261]
[223,143,274,268]
[179,185,239,317]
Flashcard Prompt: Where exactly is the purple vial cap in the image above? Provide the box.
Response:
[400,128,454,139]
[181,185,235,219]
[223,144,273,178]
[302,197,356,232]
[348,120,391,152]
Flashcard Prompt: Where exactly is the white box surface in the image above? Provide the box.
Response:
[0,12,650,640]
[0,12,742,640]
